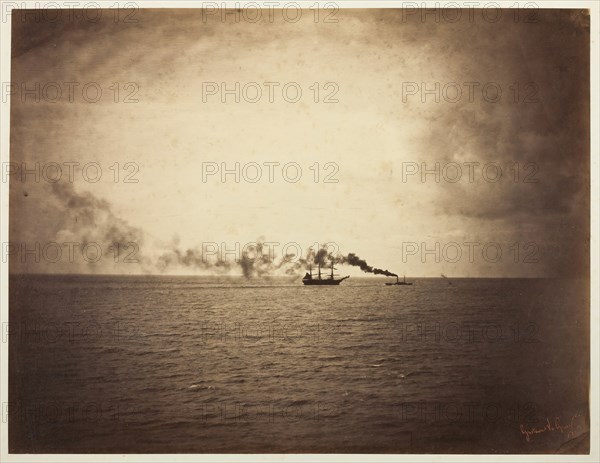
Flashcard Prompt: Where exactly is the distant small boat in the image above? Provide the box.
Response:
[385,275,413,286]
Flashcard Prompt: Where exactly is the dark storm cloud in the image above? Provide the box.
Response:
[373,9,590,277]
[11,10,106,58]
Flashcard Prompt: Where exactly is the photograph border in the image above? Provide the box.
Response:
[0,1,597,461]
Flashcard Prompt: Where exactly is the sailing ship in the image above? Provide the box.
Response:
[385,274,413,286]
[302,259,349,285]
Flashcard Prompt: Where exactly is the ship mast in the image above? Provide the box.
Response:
[330,259,334,279]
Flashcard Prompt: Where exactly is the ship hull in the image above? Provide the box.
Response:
[303,279,345,285]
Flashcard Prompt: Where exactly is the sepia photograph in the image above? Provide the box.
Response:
[0,1,598,460]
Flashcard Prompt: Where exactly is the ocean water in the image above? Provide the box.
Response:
[8,275,590,453]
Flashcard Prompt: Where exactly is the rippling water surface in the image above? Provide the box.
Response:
[9,275,589,453]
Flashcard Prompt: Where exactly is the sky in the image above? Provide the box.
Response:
[7,7,590,278]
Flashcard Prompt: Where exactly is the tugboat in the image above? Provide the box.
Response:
[385,274,413,286]
[303,260,349,285]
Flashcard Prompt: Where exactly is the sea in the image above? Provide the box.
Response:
[8,274,590,453]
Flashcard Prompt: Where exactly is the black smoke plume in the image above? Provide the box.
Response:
[156,247,232,274]
[335,253,397,277]
[283,247,398,279]
[17,181,397,280]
